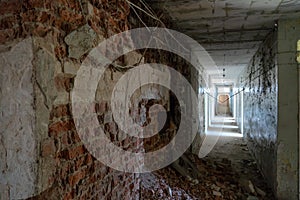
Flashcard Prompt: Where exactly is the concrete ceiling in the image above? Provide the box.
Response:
[146,0,300,80]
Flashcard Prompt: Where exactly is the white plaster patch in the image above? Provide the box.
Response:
[0,38,37,199]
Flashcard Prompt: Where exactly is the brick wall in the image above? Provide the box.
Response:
[129,3,207,157]
[0,0,130,43]
[0,0,205,199]
[0,0,141,199]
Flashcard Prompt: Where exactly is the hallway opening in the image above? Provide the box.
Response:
[0,0,299,199]
[215,86,233,117]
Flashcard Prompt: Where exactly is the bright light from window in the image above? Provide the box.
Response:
[218,87,230,93]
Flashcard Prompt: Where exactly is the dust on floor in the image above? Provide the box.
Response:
[140,137,274,200]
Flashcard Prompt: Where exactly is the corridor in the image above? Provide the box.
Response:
[141,115,275,199]
[141,136,274,199]
[0,0,299,199]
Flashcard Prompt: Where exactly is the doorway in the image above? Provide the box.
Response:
[215,86,233,117]
[216,94,231,116]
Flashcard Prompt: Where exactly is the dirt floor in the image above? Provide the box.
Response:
[140,136,275,200]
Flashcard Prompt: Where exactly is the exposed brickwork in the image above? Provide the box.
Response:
[0,0,130,51]
[129,4,206,155]
[0,0,203,199]
[0,0,142,199]
[30,101,140,199]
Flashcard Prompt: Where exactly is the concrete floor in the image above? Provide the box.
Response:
[205,136,275,199]
[205,116,274,199]
[141,117,275,199]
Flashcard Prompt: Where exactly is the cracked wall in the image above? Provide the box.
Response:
[237,31,278,194]
[276,18,300,200]
[0,0,141,199]
[238,19,300,199]
[0,38,38,199]
[0,0,208,199]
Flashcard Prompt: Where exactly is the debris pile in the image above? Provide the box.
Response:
[141,153,273,199]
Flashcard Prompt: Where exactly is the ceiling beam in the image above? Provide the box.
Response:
[184,28,273,35]
[194,39,264,44]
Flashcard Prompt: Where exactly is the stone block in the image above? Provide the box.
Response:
[53,91,70,106]
[64,24,97,59]
[64,60,80,75]
[124,51,143,66]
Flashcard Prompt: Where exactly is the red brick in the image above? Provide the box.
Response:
[54,44,67,59]
[63,190,74,200]
[0,1,21,15]
[68,145,85,160]
[52,16,63,29]
[55,0,68,6]
[61,132,70,146]
[54,74,75,92]
[33,24,51,37]
[26,0,45,8]
[25,0,53,9]
[120,2,130,14]
[50,104,71,119]
[70,131,81,143]
[68,168,86,187]
[56,0,81,10]
[49,120,75,137]
[88,174,96,184]
[85,154,94,165]
[0,29,15,44]
[60,162,71,178]
[21,10,37,22]
[38,11,51,23]
[0,30,6,44]
[48,174,55,186]
[41,139,56,157]
[0,1,141,199]
[0,15,18,30]
[58,149,70,160]
[75,156,85,170]
[59,8,84,25]
[108,17,118,28]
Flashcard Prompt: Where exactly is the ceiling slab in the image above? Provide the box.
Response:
[146,0,300,82]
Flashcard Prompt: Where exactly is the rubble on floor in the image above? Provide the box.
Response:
[141,153,274,200]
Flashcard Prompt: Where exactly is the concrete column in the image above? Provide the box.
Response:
[277,19,300,200]
[298,44,300,198]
